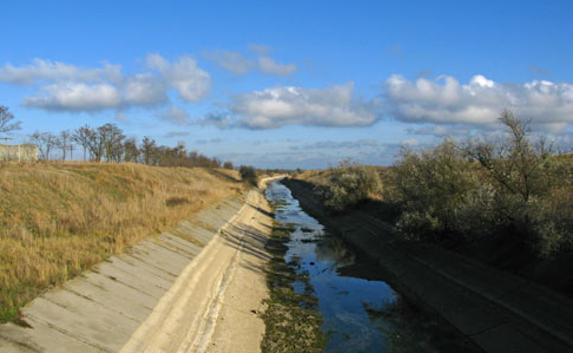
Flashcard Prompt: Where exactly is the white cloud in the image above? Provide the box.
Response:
[385,74,573,130]
[157,106,191,125]
[4,54,210,113]
[0,58,122,84]
[257,56,296,76]
[24,82,121,112]
[123,74,167,106]
[146,53,210,102]
[211,83,376,129]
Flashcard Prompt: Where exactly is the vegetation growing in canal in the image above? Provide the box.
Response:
[261,223,325,353]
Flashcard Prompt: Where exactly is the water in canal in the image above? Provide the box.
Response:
[265,181,480,353]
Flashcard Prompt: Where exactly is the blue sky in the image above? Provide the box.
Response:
[1,0,572,168]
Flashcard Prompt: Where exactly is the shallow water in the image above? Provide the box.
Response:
[265,182,401,353]
[265,181,478,353]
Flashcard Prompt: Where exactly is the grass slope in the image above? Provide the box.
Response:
[0,162,243,322]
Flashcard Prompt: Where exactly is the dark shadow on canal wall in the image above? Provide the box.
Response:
[281,178,573,353]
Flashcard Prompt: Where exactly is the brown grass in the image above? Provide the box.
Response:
[0,162,244,322]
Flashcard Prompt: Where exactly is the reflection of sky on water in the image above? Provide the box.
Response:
[265,182,398,353]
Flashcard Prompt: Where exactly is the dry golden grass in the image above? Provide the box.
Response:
[0,162,244,322]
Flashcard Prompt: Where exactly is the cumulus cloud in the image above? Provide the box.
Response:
[3,54,210,113]
[385,74,573,129]
[24,82,121,112]
[24,75,168,112]
[122,74,168,107]
[208,83,376,129]
[0,59,122,84]
[146,53,210,102]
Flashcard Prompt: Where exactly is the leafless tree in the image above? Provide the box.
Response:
[0,105,21,137]
[57,130,72,161]
[28,131,58,160]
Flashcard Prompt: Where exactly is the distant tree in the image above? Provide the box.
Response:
[223,161,234,169]
[28,131,58,160]
[73,125,96,160]
[123,138,140,163]
[98,123,125,162]
[57,130,72,161]
[0,105,21,137]
[141,137,157,165]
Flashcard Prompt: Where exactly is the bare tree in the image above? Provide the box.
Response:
[0,105,21,137]
[58,130,72,161]
[73,125,96,161]
[28,131,58,160]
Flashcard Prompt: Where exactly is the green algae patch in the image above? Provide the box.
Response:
[261,223,325,353]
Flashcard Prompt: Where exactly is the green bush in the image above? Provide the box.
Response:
[317,161,382,212]
[391,140,493,240]
[391,112,573,257]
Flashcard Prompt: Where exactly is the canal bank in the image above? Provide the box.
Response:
[282,178,573,353]
[265,181,482,353]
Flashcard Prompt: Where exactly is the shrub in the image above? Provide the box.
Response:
[392,140,490,240]
[239,165,258,186]
[318,160,382,212]
[392,112,573,257]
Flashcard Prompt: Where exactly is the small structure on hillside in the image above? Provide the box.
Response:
[0,144,39,162]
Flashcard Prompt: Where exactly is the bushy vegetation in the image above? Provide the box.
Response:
[0,163,242,322]
[239,165,258,186]
[390,111,573,258]
[313,160,382,212]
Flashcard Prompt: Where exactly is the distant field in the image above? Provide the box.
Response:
[0,162,244,322]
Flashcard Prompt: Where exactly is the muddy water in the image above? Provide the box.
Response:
[265,181,480,353]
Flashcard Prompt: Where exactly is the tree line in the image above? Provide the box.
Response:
[26,123,234,168]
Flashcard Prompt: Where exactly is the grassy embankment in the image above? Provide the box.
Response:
[0,162,243,322]
[261,221,325,353]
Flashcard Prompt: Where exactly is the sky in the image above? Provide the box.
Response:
[1,0,572,169]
